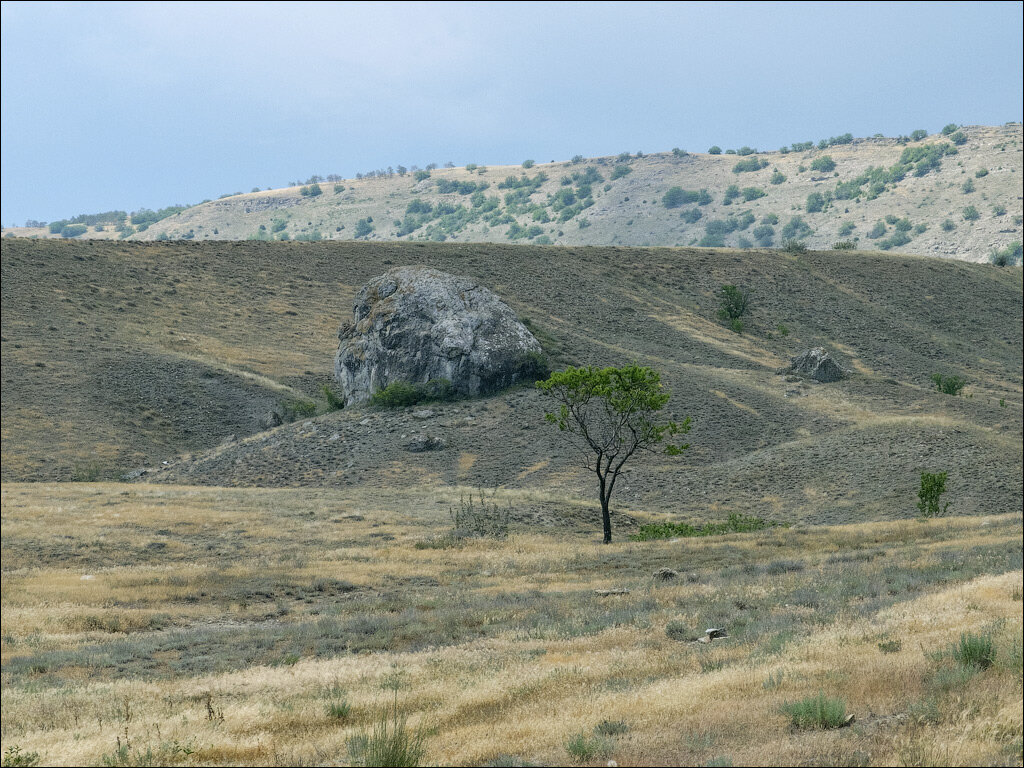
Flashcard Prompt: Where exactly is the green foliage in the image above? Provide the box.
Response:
[941,218,956,232]
[708,145,722,155]
[909,129,927,141]
[280,397,316,421]
[742,186,766,201]
[370,379,457,408]
[838,221,856,236]
[736,146,756,155]
[962,206,980,221]
[732,157,768,173]
[631,513,776,541]
[565,733,614,763]
[610,165,632,180]
[594,720,629,737]
[717,284,750,324]
[294,229,322,242]
[899,142,956,176]
[989,241,1023,266]
[299,183,322,197]
[354,218,374,238]
[992,204,1006,216]
[782,239,807,254]
[322,385,346,411]
[2,746,41,767]
[975,167,989,178]
[570,155,584,164]
[60,224,88,238]
[449,488,511,539]
[832,240,856,250]
[130,205,189,228]
[347,696,427,767]
[497,173,547,191]
[780,693,848,729]
[334,183,345,193]
[698,234,726,248]
[950,633,995,669]
[413,170,431,182]
[662,187,687,208]
[521,159,535,168]
[879,231,911,250]
[327,699,352,721]
[805,192,828,213]
[790,141,815,152]
[672,147,688,157]
[810,155,836,173]
[770,170,786,185]
[723,184,741,204]
[941,123,959,135]
[867,220,887,239]
[538,365,690,543]
[752,224,774,246]
[680,208,703,224]
[949,130,967,145]
[780,216,812,241]
[962,178,975,194]
[436,179,488,195]
[917,471,950,518]
[931,374,966,396]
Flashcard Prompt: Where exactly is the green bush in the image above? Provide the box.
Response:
[708,145,722,155]
[832,240,855,250]
[594,720,629,737]
[299,183,322,197]
[672,147,688,157]
[810,155,836,173]
[662,187,687,208]
[610,165,632,180]
[989,241,1023,266]
[781,216,812,241]
[752,224,774,246]
[354,218,374,238]
[736,146,756,156]
[917,471,950,518]
[723,184,741,204]
[680,208,703,224]
[805,192,827,213]
[565,733,614,763]
[950,130,967,145]
[2,746,41,767]
[413,170,431,182]
[909,129,928,141]
[941,123,959,135]
[975,167,989,178]
[631,513,776,541]
[347,698,427,767]
[951,632,995,669]
[879,231,911,250]
[780,693,848,729]
[941,218,956,232]
[992,204,1007,216]
[732,157,768,173]
[60,224,88,238]
[782,239,808,254]
[742,186,766,201]
[327,699,352,721]
[770,170,786,185]
[838,221,856,236]
[962,206,980,221]
[867,220,887,239]
[370,379,457,408]
[931,373,966,395]
[521,159,535,169]
[322,385,345,410]
[962,178,975,194]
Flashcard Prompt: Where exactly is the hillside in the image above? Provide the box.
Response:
[2,238,1020,525]
[4,125,1023,263]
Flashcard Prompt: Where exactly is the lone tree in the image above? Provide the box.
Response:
[537,364,691,543]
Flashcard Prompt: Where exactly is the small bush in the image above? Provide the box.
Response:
[672,147,688,157]
[328,700,353,721]
[742,186,766,201]
[594,720,629,737]
[941,123,959,135]
[413,170,431,182]
[931,373,966,396]
[610,165,632,180]
[951,632,995,669]
[521,159,535,169]
[717,284,750,325]
[917,471,950,518]
[878,639,902,654]
[662,186,687,208]
[805,192,827,213]
[838,221,856,236]
[348,698,427,767]
[962,178,975,194]
[949,130,967,145]
[810,155,836,173]
[990,241,1023,266]
[449,488,511,539]
[708,145,722,155]
[732,157,768,173]
[354,218,375,238]
[322,385,346,410]
[770,170,786,185]
[975,167,989,177]
[910,129,928,141]
[299,183,322,197]
[371,381,427,408]
[780,693,848,729]
[60,224,88,238]
[2,746,41,767]
[832,240,855,250]
[941,218,956,232]
[565,733,613,763]
[782,239,807,254]
[992,204,1007,216]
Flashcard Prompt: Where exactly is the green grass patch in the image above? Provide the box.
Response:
[780,692,848,729]
[631,513,778,541]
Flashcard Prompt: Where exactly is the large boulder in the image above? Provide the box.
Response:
[335,266,545,404]
[781,347,848,383]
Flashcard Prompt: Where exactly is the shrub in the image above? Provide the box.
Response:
[413,170,431,182]
[2,746,41,767]
[60,224,88,238]
[737,146,756,156]
[867,220,887,239]
[805,192,827,213]
[347,698,427,767]
[810,155,836,173]
[570,155,584,164]
[917,471,950,518]
[449,488,511,539]
[610,165,632,180]
[962,178,975,194]
[950,130,967,145]
[838,221,856,236]
[780,693,848,729]
[989,241,1023,266]
[910,129,928,141]
[299,183,322,197]
[781,216,812,240]
[672,147,688,157]
[879,231,911,250]
[992,204,1007,216]
[931,373,966,395]
[594,720,629,737]
[334,183,345,194]
[941,218,956,232]
[782,239,807,254]
[322,385,345,410]
[951,632,995,669]
[723,184,741,204]
[680,208,703,224]
[770,170,786,185]
[521,159,535,169]
[975,167,989,178]
[941,123,959,135]
[718,284,749,326]
[281,397,316,421]
[832,240,855,250]
[354,218,374,238]
[370,378,457,408]
[742,186,766,201]
[752,224,774,246]
[708,145,722,155]
[732,157,768,173]
[662,186,687,208]
[565,733,614,763]
[631,513,775,541]
[962,206,980,221]
[327,699,353,721]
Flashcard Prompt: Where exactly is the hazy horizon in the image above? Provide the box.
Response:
[2,0,1022,225]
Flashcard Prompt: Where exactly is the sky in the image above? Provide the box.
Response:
[2,1,1022,226]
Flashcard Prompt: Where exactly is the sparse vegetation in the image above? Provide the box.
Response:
[931,373,966,395]
[810,155,836,173]
[989,241,1023,266]
[370,379,456,408]
[631,513,776,541]
[732,157,768,173]
[780,693,848,730]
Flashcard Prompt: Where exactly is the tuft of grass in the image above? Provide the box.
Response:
[347,697,427,767]
[631,513,778,541]
[950,632,995,669]
[326,699,352,721]
[780,692,848,729]
[878,639,902,654]
[565,733,614,763]
[593,719,629,736]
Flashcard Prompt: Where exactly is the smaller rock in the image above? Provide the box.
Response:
[653,567,680,581]
[404,435,445,452]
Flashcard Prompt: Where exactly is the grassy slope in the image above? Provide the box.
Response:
[3,238,1021,524]
[1,482,1021,766]
[5,125,1022,263]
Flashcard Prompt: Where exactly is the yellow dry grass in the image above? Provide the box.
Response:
[2,482,1021,766]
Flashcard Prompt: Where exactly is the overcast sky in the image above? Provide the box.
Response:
[2,1,1022,225]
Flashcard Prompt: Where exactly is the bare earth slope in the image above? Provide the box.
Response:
[5,125,1022,263]
[2,238,1020,525]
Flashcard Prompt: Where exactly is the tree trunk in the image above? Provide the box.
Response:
[598,469,612,544]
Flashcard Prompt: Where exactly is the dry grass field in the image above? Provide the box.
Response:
[1,483,1021,766]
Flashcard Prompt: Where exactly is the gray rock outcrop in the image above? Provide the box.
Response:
[780,347,848,383]
[335,266,545,404]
